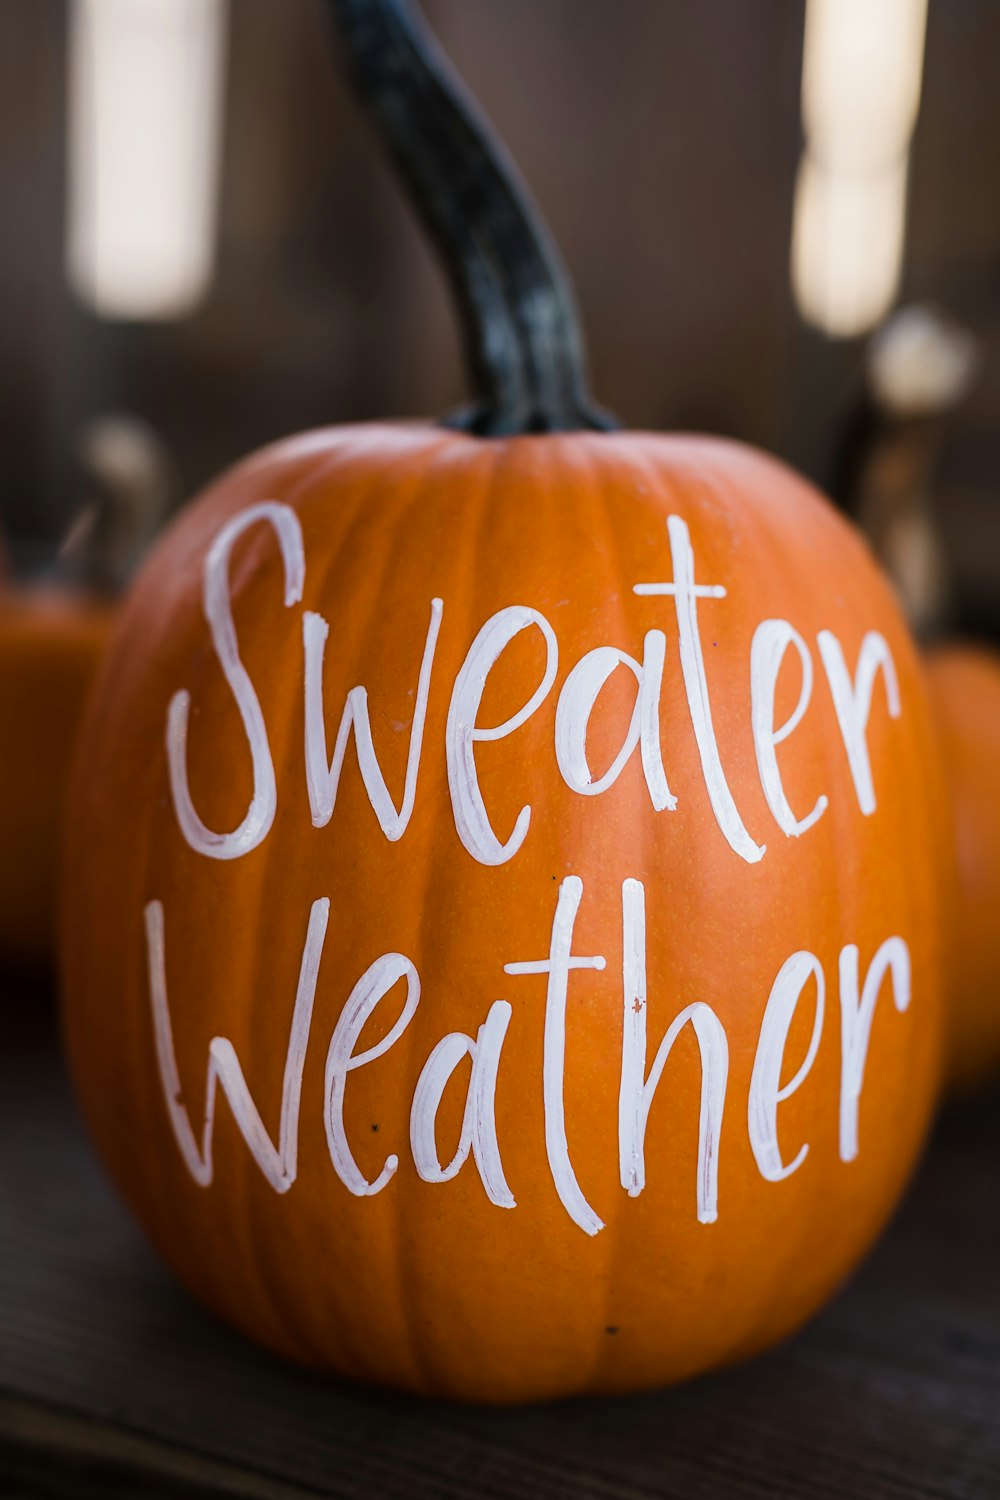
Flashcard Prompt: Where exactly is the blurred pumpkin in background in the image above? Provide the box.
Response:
[0,587,113,968]
[930,637,1000,1092]
[61,0,949,1401]
[924,646,1000,1091]
[844,308,1000,1093]
[0,417,170,970]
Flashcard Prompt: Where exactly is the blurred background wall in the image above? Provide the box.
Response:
[2,0,1000,631]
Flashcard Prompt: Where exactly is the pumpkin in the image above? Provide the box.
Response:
[923,645,1000,1091]
[841,310,999,1095]
[61,0,949,1401]
[0,418,169,971]
[0,584,113,969]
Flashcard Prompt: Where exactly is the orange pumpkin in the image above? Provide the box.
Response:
[924,644,1000,1091]
[0,419,169,971]
[0,584,114,968]
[61,0,949,1400]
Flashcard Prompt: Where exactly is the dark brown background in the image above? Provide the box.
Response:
[3,0,1000,630]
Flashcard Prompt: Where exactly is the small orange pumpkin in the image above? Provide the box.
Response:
[61,0,949,1400]
[841,311,1000,1094]
[0,419,169,971]
[924,644,1000,1091]
[0,584,113,968]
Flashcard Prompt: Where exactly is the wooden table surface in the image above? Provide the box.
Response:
[2,993,1000,1500]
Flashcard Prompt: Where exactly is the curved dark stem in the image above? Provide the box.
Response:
[325,0,618,436]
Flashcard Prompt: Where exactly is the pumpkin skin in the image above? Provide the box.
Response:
[924,645,1000,1092]
[0,585,114,968]
[61,425,947,1402]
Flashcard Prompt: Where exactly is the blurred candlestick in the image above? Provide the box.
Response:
[838,305,980,639]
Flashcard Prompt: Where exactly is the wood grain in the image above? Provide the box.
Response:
[2,996,999,1498]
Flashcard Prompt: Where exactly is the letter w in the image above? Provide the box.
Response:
[145,897,329,1192]
[303,598,443,838]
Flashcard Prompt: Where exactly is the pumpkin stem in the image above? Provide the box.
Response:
[326,0,617,436]
[57,416,175,594]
